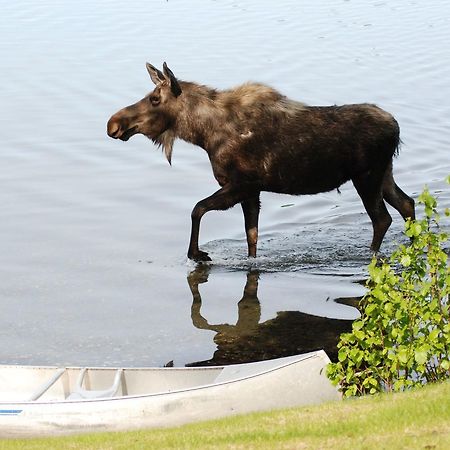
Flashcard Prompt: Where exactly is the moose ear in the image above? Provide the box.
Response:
[163,62,182,97]
[146,63,165,85]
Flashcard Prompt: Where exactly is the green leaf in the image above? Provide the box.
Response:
[400,255,411,267]
[338,348,348,363]
[398,348,409,365]
[428,329,440,342]
[405,222,422,238]
[414,349,429,365]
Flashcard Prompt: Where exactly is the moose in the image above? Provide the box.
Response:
[107,62,415,262]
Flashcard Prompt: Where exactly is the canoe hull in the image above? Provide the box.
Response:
[0,351,339,437]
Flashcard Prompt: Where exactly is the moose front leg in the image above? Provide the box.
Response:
[241,195,260,257]
[188,184,258,262]
[187,265,211,329]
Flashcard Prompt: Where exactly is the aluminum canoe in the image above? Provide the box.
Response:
[0,350,340,437]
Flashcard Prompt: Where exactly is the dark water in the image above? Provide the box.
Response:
[1,0,449,367]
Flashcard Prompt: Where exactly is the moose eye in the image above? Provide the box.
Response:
[149,95,160,106]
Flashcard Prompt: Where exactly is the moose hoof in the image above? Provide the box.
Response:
[188,250,212,262]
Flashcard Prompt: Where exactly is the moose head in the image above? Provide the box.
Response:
[107,62,182,164]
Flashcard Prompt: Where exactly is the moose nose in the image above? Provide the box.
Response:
[107,116,123,139]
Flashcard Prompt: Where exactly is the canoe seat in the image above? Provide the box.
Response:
[67,368,123,400]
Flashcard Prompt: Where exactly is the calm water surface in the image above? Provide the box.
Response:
[1,0,449,366]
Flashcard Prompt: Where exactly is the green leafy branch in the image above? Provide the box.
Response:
[327,178,450,397]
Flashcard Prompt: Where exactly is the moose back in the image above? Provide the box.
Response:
[107,62,415,262]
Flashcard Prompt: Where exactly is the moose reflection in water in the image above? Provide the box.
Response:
[186,266,361,367]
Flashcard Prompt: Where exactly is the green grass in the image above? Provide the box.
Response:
[2,381,449,449]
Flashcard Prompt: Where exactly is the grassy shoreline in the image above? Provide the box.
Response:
[2,381,449,449]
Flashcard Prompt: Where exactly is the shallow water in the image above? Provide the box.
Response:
[1,0,449,367]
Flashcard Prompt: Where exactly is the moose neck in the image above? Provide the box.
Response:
[174,81,232,154]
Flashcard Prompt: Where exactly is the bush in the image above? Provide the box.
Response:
[327,179,450,397]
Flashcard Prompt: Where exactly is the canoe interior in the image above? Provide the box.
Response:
[0,366,224,402]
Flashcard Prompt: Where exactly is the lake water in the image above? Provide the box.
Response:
[1,0,449,367]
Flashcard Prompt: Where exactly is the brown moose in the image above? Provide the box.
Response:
[107,62,415,262]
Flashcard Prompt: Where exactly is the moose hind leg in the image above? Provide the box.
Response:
[241,194,260,258]
[382,166,415,221]
[353,175,392,252]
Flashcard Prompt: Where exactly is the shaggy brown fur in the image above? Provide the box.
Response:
[107,62,415,261]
